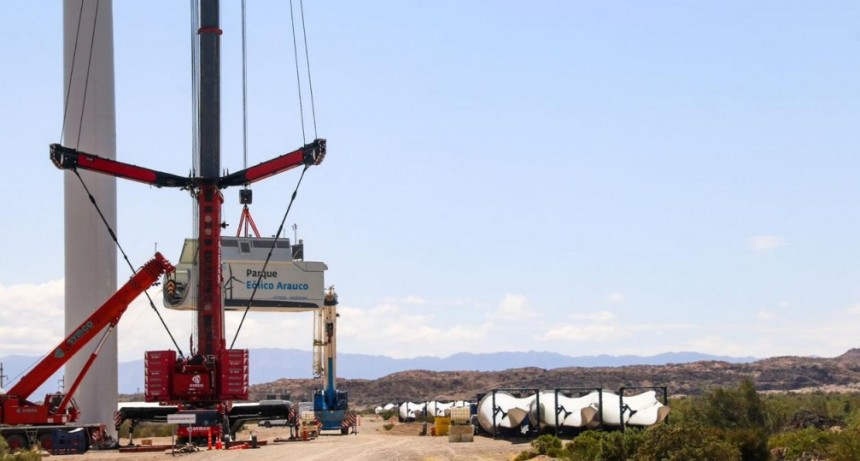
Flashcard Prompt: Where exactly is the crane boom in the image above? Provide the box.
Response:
[219,139,326,188]
[6,253,174,400]
[50,144,191,189]
[50,138,325,190]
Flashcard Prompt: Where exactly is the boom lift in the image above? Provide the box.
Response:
[0,253,173,451]
[312,288,353,434]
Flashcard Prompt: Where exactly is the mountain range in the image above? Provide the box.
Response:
[0,348,754,395]
[255,349,860,407]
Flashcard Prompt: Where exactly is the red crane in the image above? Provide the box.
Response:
[49,139,324,406]
[48,3,325,435]
[0,253,173,426]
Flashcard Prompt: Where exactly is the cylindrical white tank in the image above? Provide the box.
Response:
[62,0,118,439]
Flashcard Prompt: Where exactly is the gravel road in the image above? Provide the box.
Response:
[54,417,527,461]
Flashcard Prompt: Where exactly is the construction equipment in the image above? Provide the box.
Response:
[49,0,326,445]
[0,254,173,452]
[312,288,353,434]
[50,137,324,407]
[45,0,331,447]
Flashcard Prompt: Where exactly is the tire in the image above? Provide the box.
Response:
[341,426,349,435]
[39,432,54,452]
[4,434,28,452]
[261,421,271,428]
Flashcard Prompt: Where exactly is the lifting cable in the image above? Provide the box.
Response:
[241,0,249,172]
[230,164,312,349]
[71,170,186,358]
[58,0,85,144]
[289,0,319,142]
[57,1,185,358]
[298,0,319,139]
[72,0,100,149]
[230,0,321,348]
[236,0,260,238]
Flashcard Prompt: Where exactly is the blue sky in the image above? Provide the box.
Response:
[1,1,859,364]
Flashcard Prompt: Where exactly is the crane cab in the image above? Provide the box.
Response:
[163,237,327,312]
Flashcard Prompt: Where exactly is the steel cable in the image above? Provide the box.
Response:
[298,0,319,139]
[230,164,311,349]
[71,170,185,357]
[73,0,100,149]
[59,0,85,144]
[289,0,307,143]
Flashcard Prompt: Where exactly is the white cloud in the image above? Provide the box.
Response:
[537,324,619,342]
[118,288,197,361]
[747,235,786,251]
[381,295,427,305]
[495,294,536,320]
[569,311,616,322]
[684,334,755,357]
[605,293,626,304]
[0,280,65,356]
[5,276,858,364]
[337,300,492,358]
[0,279,64,318]
[757,309,776,321]
[536,318,698,344]
[625,323,698,333]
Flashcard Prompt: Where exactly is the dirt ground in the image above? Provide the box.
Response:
[53,416,530,461]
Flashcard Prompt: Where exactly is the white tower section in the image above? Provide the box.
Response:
[62,0,118,438]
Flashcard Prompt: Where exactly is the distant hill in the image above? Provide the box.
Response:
[1,349,755,394]
[0,354,63,398]
[253,349,860,408]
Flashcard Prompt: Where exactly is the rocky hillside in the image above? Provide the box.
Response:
[250,349,860,408]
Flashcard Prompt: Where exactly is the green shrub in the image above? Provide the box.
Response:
[564,430,604,461]
[723,428,770,461]
[0,435,42,461]
[828,428,860,461]
[634,420,741,461]
[382,423,393,431]
[684,379,769,461]
[117,421,176,439]
[691,379,767,431]
[531,434,563,458]
[10,451,41,461]
[142,424,173,438]
[561,429,646,461]
[512,451,538,461]
[769,427,833,460]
